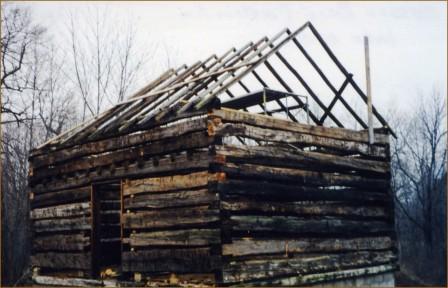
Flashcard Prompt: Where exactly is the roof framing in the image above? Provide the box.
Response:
[33,21,395,154]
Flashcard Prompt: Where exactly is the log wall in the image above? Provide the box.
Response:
[208,108,397,285]
[29,112,213,279]
[29,108,397,285]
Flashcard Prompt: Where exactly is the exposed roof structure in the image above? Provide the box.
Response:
[35,21,394,152]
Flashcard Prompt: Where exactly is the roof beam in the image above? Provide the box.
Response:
[307,22,395,137]
[273,50,344,128]
[290,36,367,129]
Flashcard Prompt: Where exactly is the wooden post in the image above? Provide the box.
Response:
[364,36,374,144]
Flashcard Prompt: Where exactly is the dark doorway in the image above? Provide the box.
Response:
[91,182,122,277]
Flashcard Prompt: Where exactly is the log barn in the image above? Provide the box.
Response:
[29,22,398,286]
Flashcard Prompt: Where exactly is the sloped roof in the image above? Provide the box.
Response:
[34,21,393,152]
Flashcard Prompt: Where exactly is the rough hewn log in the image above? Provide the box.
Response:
[32,275,105,287]
[128,229,221,247]
[147,273,215,285]
[222,251,396,284]
[33,217,91,233]
[214,122,387,158]
[31,131,213,183]
[210,108,389,144]
[123,171,223,195]
[122,248,220,273]
[124,189,218,210]
[33,234,89,252]
[228,215,393,235]
[217,180,389,202]
[31,117,208,168]
[32,150,210,193]
[221,201,389,219]
[215,145,389,175]
[31,187,90,206]
[123,206,219,229]
[31,202,90,220]
[251,264,397,286]
[221,162,389,190]
[222,236,394,257]
[31,252,91,270]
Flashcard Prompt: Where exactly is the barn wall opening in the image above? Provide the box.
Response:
[91,181,122,277]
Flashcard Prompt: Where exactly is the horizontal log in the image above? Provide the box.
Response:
[124,189,218,210]
[128,229,221,247]
[33,234,90,252]
[211,108,389,144]
[33,217,91,233]
[38,270,90,278]
[31,252,91,270]
[228,215,393,235]
[122,247,220,273]
[31,187,91,207]
[251,264,397,286]
[215,145,389,175]
[31,117,208,168]
[31,202,90,220]
[147,273,215,285]
[32,150,210,193]
[123,206,219,229]
[222,251,396,284]
[217,180,389,202]
[222,236,394,257]
[214,122,387,158]
[221,162,389,190]
[31,131,214,184]
[221,201,389,219]
[32,275,103,287]
[123,171,223,195]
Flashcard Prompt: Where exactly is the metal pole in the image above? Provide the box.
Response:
[364,36,374,144]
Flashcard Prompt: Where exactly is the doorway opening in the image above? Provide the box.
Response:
[91,181,122,277]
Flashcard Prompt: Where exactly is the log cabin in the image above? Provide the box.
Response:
[28,21,398,286]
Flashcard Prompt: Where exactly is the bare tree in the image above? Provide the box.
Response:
[65,5,151,120]
[391,89,447,285]
[1,3,45,123]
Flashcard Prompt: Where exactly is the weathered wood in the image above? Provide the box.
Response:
[217,180,389,202]
[252,264,397,286]
[40,270,90,279]
[221,162,389,190]
[122,247,220,273]
[222,251,396,284]
[123,171,223,195]
[33,234,89,252]
[32,275,104,287]
[128,229,221,247]
[31,131,213,183]
[31,202,90,220]
[31,252,91,270]
[222,236,394,257]
[124,189,218,210]
[33,217,91,233]
[147,273,215,285]
[32,150,210,193]
[31,187,91,206]
[221,201,389,219]
[215,145,389,175]
[31,118,208,168]
[214,122,387,158]
[210,108,389,144]
[123,206,219,229]
[228,215,393,235]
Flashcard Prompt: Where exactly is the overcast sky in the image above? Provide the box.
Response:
[29,1,447,116]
